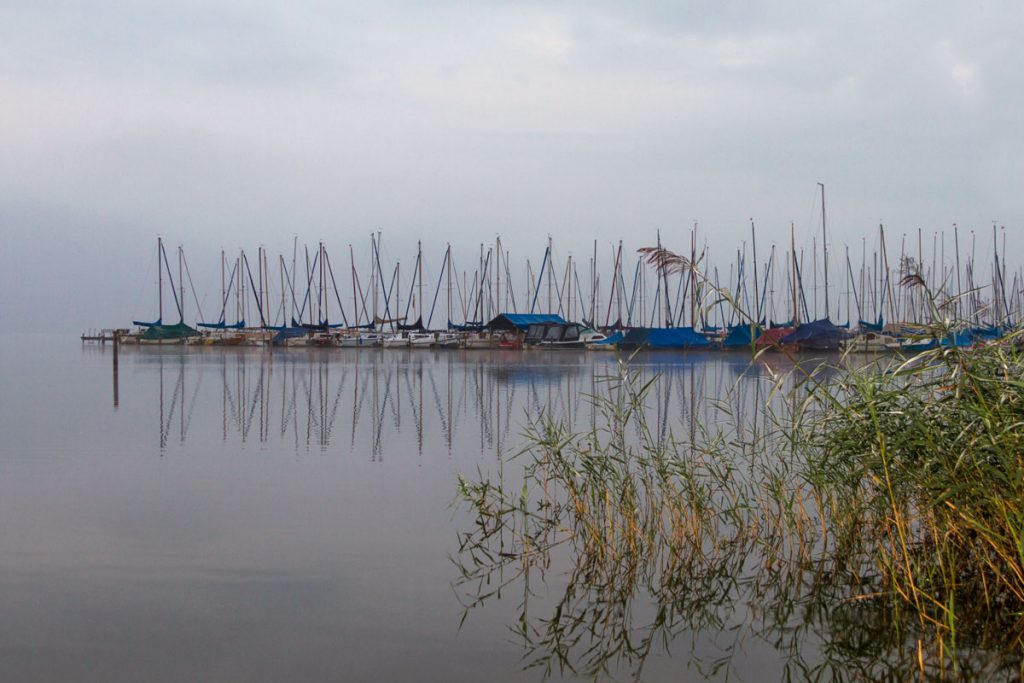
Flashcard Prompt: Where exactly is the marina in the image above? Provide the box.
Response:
[8,0,1024,678]
[107,204,1023,356]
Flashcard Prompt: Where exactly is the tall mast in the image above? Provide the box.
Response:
[790,223,799,326]
[880,224,895,325]
[266,247,272,326]
[616,241,623,326]
[279,255,285,327]
[750,219,759,324]
[418,240,424,323]
[258,246,264,326]
[238,250,245,325]
[322,242,328,326]
[220,249,226,323]
[1002,226,1009,324]
[547,235,553,314]
[844,245,852,324]
[812,236,818,319]
[291,235,298,322]
[525,259,533,314]
[178,244,184,323]
[860,238,866,324]
[819,182,829,319]
[494,236,501,314]
[236,251,243,325]
[921,225,929,319]
[350,244,358,326]
[157,237,163,323]
[690,223,697,328]
[656,229,665,326]
[566,255,572,319]
[372,234,378,323]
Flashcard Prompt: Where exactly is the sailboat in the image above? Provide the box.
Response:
[197,250,248,345]
[617,233,711,351]
[778,184,851,351]
[133,238,202,344]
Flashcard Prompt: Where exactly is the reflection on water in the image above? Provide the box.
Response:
[447,351,1019,681]
[130,347,788,461]
[129,346,906,681]
[10,339,934,682]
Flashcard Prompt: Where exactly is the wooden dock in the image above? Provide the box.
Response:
[81,329,127,344]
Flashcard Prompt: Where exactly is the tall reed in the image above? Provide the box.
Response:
[455,293,1024,680]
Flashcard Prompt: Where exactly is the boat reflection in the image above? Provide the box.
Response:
[125,347,793,462]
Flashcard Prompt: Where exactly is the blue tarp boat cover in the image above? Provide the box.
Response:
[779,318,850,350]
[721,323,761,348]
[647,327,711,348]
[272,327,308,344]
[485,313,568,331]
[858,316,884,332]
[198,320,246,329]
[967,326,1003,341]
[618,327,710,350]
[616,328,650,349]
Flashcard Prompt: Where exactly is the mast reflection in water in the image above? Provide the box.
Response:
[5,337,882,682]
[139,348,772,462]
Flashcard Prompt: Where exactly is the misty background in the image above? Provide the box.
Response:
[1,1,1021,331]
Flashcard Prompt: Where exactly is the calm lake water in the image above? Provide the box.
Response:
[1,334,873,681]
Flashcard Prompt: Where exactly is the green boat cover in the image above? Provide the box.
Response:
[140,322,201,340]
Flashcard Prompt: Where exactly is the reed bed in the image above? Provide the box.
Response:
[454,336,1024,680]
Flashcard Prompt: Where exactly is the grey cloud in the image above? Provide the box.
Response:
[1,1,1023,330]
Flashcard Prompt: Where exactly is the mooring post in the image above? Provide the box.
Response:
[112,330,120,408]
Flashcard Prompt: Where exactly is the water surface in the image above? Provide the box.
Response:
[2,335,835,681]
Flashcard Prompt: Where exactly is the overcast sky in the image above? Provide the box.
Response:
[2,1,1022,329]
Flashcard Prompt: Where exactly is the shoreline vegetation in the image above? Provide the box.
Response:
[454,296,1024,680]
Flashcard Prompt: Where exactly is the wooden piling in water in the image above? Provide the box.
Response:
[112,330,119,408]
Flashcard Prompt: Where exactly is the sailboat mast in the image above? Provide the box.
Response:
[236,251,242,325]
[616,241,623,326]
[655,230,664,326]
[291,235,298,322]
[1002,226,1009,324]
[220,249,226,323]
[178,245,184,323]
[267,247,272,325]
[322,242,329,325]
[790,223,799,326]
[258,246,264,326]
[372,234,378,324]
[690,224,697,328]
[751,219,759,324]
[349,244,358,326]
[918,228,924,321]
[494,237,500,314]
[819,182,829,319]
[547,235,553,314]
